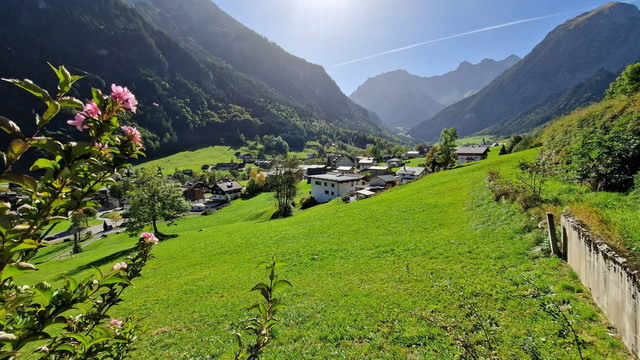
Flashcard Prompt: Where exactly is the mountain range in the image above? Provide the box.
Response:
[410,2,640,141]
[0,0,395,159]
[349,55,520,129]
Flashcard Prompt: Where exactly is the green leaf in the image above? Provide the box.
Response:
[59,96,84,109]
[2,78,53,105]
[70,143,94,159]
[40,101,61,126]
[30,137,64,156]
[235,332,243,350]
[269,302,288,313]
[92,88,105,108]
[53,344,76,353]
[0,116,23,140]
[30,158,58,172]
[272,279,292,292]
[8,240,39,254]
[101,275,132,286]
[65,277,78,292]
[1,262,37,282]
[6,139,29,166]
[0,173,37,192]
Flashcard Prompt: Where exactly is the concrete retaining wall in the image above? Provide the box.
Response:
[561,214,640,358]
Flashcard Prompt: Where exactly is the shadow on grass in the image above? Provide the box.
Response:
[54,246,138,281]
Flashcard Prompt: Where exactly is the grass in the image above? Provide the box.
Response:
[134,145,242,172]
[18,147,630,359]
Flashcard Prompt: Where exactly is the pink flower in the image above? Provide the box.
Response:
[121,126,141,144]
[140,232,158,245]
[94,141,109,151]
[67,113,88,131]
[111,262,128,271]
[82,100,101,118]
[106,318,123,329]
[111,84,138,113]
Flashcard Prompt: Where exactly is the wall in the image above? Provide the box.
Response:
[561,214,640,358]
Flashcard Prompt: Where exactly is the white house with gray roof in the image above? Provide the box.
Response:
[396,166,426,184]
[455,146,490,165]
[307,173,367,203]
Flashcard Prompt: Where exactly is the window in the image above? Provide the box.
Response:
[331,191,334,195]
[325,190,329,194]
[315,181,320,185]
[324,182,327,186]
[331,183,335,188]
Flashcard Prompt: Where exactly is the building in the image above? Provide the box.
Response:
[403,151,421,159]
[396,166,426,184]
[307,173,367,203]
[387,158,404,168]
[357,157,377,171]
[211,179,243,201]
[455,146,490,165]
[215,162,245,171]
[367,165,391,176]
[369,175,398,189]
[326,154,356,169]
[299,165,328,177]
[335,166,356,174]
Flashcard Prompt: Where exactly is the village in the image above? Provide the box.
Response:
[133,144,494,212]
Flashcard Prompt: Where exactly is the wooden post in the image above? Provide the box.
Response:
[546,212,561,257]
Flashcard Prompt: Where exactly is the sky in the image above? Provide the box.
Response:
[213,0,639,95]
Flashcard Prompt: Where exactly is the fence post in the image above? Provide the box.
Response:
[546,212,561,257]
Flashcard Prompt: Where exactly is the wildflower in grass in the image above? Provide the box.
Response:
[140,232,158,245]
[111,84,138,113]
[121,125,142,144]
[111,262,128,271]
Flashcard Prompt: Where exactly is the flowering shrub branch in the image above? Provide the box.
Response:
[0,64,151,359]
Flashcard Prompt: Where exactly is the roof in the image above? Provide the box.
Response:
[356,190,375,196]
[307,173,365,183]
[455,146,490,156]
[388,158,403,162]
[216,180,242,192]
[406,151,420,155]
[336,166,354,171]
[368,165,389,171]
[372,175,398,183]
[396,166,426,176]
[358,157,375,164]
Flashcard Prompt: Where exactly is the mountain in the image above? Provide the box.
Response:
[410,2,640,141]
[0,0,395,160]
[349,56,520,129]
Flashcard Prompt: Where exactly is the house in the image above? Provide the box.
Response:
[326,154,356,169]
[387,158,404,168]
[335,166,356,174]
[307,173,368,203]
[357,157,377,171]
[369,175,398,188]
[215,162,244,171]
[403,151,421,159]
[356,189,376,200]
[367,165,391,176]
[455,146,490,165]
[210,179,243,201]
[299,165,327,177]
[93,186,120,208]
[396,166,426,184]
[236,154,255,163]
[183,187,206,202]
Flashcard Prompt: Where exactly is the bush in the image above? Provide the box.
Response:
[299,196,318,210]
[201,208,215,216]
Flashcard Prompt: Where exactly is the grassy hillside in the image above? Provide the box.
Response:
[22,148,629,359]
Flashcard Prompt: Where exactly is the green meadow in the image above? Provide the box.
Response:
[24,148,631,359]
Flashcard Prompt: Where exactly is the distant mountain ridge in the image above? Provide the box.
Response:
[411,2,640,141]
[349,55,520,128]
[0,0,395,160]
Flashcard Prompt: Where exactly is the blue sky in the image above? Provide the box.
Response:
[213,0,638,95]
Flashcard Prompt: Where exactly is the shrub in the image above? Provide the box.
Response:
[201,208,215,216]
[299,196,318,210]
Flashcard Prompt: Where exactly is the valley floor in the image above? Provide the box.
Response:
[21,148,631,359]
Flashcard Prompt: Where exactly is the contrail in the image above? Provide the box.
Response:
[331,9,586,68]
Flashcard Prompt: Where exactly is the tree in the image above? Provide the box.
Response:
[424,146,441,172]
[0,65,152,358]
[272,156,299,218]
[69,207,97,254]
[126,167,191,236]
[415,143,426,154]
[391,145,406,158]
[435,126,458,169]
[605,62,640,99]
